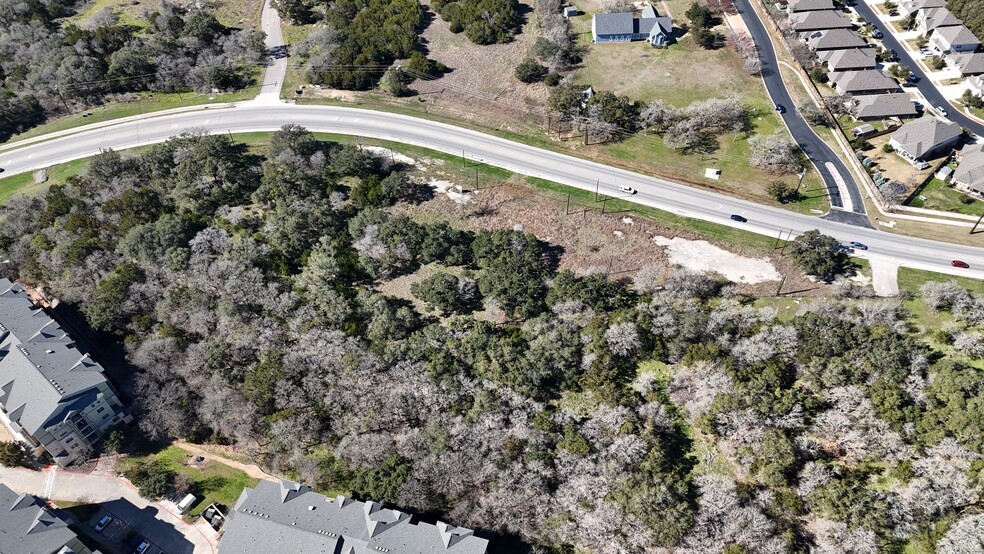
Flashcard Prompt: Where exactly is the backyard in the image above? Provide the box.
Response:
[117,445,260,518]
[907,176,984,215]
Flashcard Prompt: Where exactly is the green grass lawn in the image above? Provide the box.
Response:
[118,445,259,517]
[0,157,90,203]
[906,177,983,215]
[897,267,984,295]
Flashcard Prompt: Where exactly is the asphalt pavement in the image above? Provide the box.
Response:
[734,0,867,217]
[2,104,983,279]
[848,0,984,135]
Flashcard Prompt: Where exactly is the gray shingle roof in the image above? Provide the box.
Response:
[829,69,900,93]
[950,52,984,76]
[822,48,877,71]
[890,116,962,159]
[0,483,80,554]
[900,0,946,13]
[789,10,853,31]
[969,75,984,93]
[853,93,918,119]
[218,480,489,554]
[935,25,981,47]
[954,143,984,193]
[0,278,110,436]
[593,12,634,35]
[805,29,867,50]
[788,0,834,11]
[920,7,962,32]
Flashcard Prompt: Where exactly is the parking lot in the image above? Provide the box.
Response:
[82,498,195,554]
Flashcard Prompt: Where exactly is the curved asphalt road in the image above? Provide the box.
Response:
[734,0,868,222]
[1,104,983,278]
[848,0,984,135]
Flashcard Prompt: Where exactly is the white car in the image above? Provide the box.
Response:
[936,105,948,117]
[618,185,637,195]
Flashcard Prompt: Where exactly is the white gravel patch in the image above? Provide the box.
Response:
[363,147,416,169]
[652,236,781,284]
[430,179,474,207]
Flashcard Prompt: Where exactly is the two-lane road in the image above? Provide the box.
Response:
[849,0,984,135]
[734,0,868,220]
[2,104,983,279]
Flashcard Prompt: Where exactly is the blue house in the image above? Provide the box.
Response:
[592,5,673,46]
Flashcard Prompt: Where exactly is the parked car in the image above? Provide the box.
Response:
[730,214,747,223]
[850,241,868,250]
[936,105,948,117]
[871,27,884,38]
[618,185,637,195]
[919,47,932,56]
[94,515,112,533]
[775,103,786,114]
[134,540,151,554]
[952,260,970,268]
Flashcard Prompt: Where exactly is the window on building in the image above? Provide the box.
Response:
[96,407,105,414]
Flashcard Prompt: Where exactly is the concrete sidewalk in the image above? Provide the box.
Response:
[0,466,216,553]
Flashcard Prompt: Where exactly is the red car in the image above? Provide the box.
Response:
[952,260,970,269]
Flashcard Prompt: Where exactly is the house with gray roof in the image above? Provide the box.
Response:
[0,483,94,554]
[954,143,984,194]
[917,7,962,34]
[218,480,489,554]
[899,0,946,16]
[592,6,673,46]
[820,48,877,71]
[930,25,981,53]
[0,278,127,467]
[789,10,853,32]
[852,93,919,120]
[828,69,901,94]
[949,52,984,76]
[788,0,834,12]
[968,75,984,97]
[804,29,867,50]
[889,116,963,164]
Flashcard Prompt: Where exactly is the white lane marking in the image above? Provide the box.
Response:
[825,161,853,212]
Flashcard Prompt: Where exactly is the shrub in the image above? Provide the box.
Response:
[0,442,32,468]
[515,57,548,83]
[882,143,894,153]
[125,461,175,499]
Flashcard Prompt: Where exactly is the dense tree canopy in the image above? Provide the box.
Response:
[0,1,264,140]
[5,125,984,553]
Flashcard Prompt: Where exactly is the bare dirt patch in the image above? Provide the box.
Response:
[652,236,782,284]
[393,158,832,297]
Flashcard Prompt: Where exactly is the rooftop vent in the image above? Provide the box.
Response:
[308,506,316,511]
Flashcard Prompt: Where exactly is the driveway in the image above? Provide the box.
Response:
[254,0,287,105]
[851,0,984,135]
[0,466,215,554]
[734,0,868,218]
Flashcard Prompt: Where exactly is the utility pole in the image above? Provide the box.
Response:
[54,86,71,114]
[595,178,600,202]
[461,149,466,168]
[774,230,785,250]
[973,209,984,234]
[584,121,589,146]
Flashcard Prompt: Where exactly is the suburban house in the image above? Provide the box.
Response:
[852,93,919,120]
[889,116,963,164]
[0,483,95,554]
[218,480,489,554]
[828,69,901,94]
[953,143,984,194]
[805,29,867,50]
[968,75,984,96]
[899,0,946,16]
[0,278,128,467]
[789,10,853,32]
[949,52,984,75]
[787,0,835,12]
[916,7,962,34]
[820,48,877,71]
[930,25,981,53]
[591,5,673,45]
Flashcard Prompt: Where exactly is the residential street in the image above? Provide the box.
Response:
[0,466,215,554]
[733,0,867,217]
[255,0,288,105]
[849,0,984,136]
